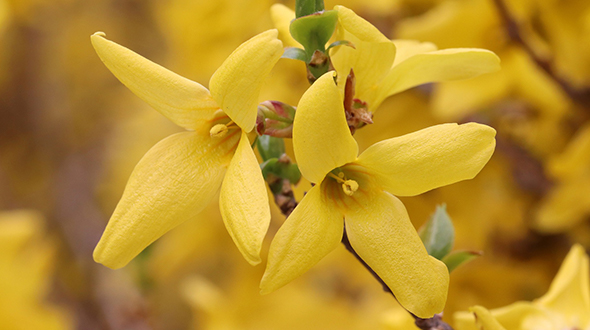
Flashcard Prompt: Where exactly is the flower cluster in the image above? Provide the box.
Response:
[91,4,499,318]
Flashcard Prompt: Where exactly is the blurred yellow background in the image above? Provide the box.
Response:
[1,0,590,329]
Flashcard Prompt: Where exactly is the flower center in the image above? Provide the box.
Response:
[210,120,238,138]
[328,172,359,196]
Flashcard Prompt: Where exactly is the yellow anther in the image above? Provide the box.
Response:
[342,180,359,196]
[328,172,359,196]
[210,124,228,138]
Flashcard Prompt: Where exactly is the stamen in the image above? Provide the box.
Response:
[210,124,228,138]
[210,120,238,138]
[327,172,359,196]
[342,180,359,196]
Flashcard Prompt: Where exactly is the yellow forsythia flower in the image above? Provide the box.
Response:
[330,5,500,114]
[455,244,590,330]
[260,72,497,318]
[270,4,501,115]
[91,30,283,268]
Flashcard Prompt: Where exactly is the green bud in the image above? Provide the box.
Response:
[295,0,325,18]
[290,10,338,61]
[282,47,308,62]
[256,135,286,161]
[419,204,455,260]
[442,250,482,273]
[261,157,302,186]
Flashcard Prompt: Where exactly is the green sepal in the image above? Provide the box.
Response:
[282,47,308,62]
[256,135,286,161]
[327,40,355,52]
[442,250,482,273]
[295,0,325,18]
[261,158,302,186]
[419,204,455,260]
[290,10,338,61]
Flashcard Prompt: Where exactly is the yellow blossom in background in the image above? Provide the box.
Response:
[455,244,590,330]
[535,124,590,233]
[91,29,282,268]
[0,210,72,330]
[396,0,571,120]
[260,72,496,318]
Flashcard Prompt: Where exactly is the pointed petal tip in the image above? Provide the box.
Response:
[92,245,127,270]
[92,31,106,38]
[259,273,282,295]
[259,284,273,295]
[244,253,262,266]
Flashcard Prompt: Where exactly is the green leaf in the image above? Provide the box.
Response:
[295,0,325,18]
[290,10,338,60]
[327,40,355,52]
[261,158,302,185]
[282,47,308,62]
[442,250,482,273]
[419,204,455,260]
[256,135,285,161]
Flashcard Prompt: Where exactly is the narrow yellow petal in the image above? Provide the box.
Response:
[470,306,508,330]
[332,5,396,109]
[260,184,343,294]
[94,131,239,269]
[91,32,218,131]
[219,131,271,265]
[379,48,501,103]
[535,244,590,326]
[453,310,479,330]
[356,123,496,197]
[270,4,299,48]
[209,30,283,132]
[455,302,549,330]
[432,69,510,120]
[293,72,358,183]
[345,191,449,318]
[392,40,438,67]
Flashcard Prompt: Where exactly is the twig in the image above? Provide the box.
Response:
[492,0,590,105]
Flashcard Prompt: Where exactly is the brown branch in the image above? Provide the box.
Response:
[492,0,590,105]
[271,178,298,217]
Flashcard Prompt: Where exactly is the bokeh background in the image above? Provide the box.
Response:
[1,0,590,329]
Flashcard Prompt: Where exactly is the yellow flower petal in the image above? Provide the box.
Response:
[548,124,590,180]
[209,30,283,132]
[356,123,496,197]
[293,72,358,183]
[392,40,438,67]
[91,32,219,131]
[345,191,449,318]
[378,48,501,105]
[94,131,239,269]
[332,5,396,108]
[270,4,299,48]
[535,244,590,327]
[260,184,343,294]
[470,306,508,330]
[535,174,590,233]
[432,69,510,120]
[219,131,271,265]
